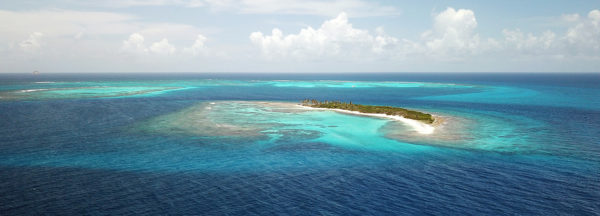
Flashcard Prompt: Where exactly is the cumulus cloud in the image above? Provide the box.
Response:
[249,8,485,61]
[121,33,148,54]
[250,12,401,60]
[250,7,600,64]
[121,33,206,56]
[502,29,557,54]
[183,34,208,56]
[421,8,480,57]
[3,5,600,72]
[500,9,600,58]
[249,8,486,61]
[19,32,43,52]
[149,38,176,55]
[564,10,600,53]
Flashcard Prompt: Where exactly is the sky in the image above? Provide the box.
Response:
[1,0,599,73]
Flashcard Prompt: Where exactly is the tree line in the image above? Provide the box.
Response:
[301,99,434,123]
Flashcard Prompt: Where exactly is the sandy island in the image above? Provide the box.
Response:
[296,104,437,135]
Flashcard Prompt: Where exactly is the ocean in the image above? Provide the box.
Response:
[0,73,598,215]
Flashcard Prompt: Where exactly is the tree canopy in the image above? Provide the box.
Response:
[301,99,434,124]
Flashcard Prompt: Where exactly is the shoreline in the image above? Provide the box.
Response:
[297,104,436,135]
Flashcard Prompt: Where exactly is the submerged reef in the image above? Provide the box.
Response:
[0,86,182,100]
[132,101,426,151]
[131,101,541,153]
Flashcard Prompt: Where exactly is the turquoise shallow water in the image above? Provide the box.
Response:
[0,73,598,215]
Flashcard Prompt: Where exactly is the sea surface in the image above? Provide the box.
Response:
[0,73,598,215]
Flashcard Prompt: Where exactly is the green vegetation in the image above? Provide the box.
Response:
[301,99,434,124]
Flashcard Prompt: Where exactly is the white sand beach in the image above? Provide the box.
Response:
[298,105,436,135]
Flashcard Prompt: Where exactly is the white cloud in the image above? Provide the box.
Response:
[121,33,178,55]
[249,8,485,62]
[415,8,599,61]
[0,9,135,39]
[250,12,401,60]
[499,9,600,58]
[19,32,43,52]
[121,33,148,54]
[502,29,556,53]
[421,8,480,58]
[149,38,176,55]
[2,5,600,72]
[564,10,600,53]
[1,8,211,68]
[183,34,208,56]
[250,7,600,65]
[0,9,207,46]
[417,8,600,61]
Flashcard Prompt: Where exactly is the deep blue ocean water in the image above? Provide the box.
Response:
[0,73,599,215]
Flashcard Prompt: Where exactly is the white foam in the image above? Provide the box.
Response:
[300,105,435,135]
[18,89,47,93]
[34,81,55,84]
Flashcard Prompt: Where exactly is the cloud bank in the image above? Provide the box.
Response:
[250,13,398,60]
[91,0,399,17]
[250,8,600,66]
[1,6,599,72]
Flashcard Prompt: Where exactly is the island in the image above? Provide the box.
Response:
[300,99,435,124]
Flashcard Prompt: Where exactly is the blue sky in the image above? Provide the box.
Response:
[1,0,599,72]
